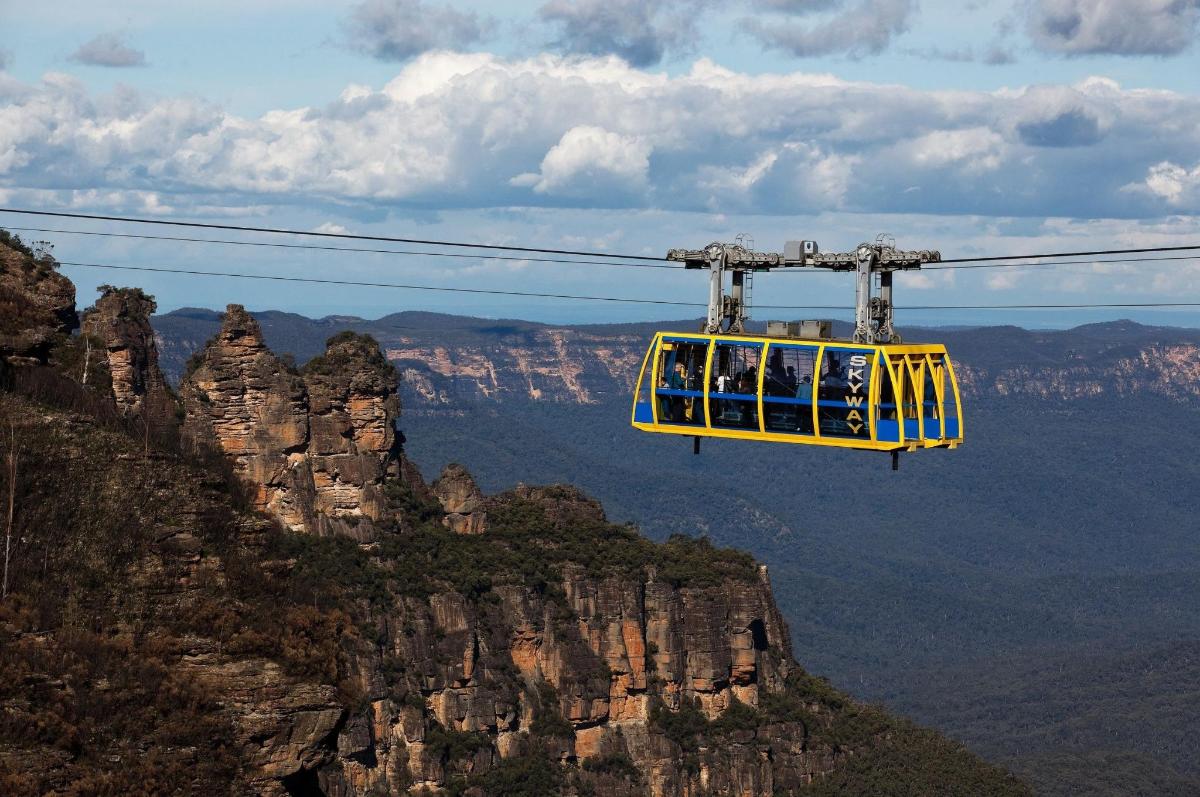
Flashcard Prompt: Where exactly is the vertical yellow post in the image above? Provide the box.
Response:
[702,335,715,429]
[812,345,824,439]
[868,348,880,443]
[632,339,654,426]
[927,354,945,439]
[650,335,662,426]
[887,355,905,444]
[908,356,924,442]
[944,352,965,440]
[757,343,768,434]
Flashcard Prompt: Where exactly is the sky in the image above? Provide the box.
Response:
[1,0,1199,327]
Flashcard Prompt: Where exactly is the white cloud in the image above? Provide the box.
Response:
[512,126,651,198]
[69,33,147,68]
[1028,0,1200,56]
[1126,161,1200,206]
[1,53,1199,220]
[695,143,859,212]
[986,270,1023,290]
[313,222,350,234]
[905,128,1007,173]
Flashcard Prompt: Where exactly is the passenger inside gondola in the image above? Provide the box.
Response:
[822,356,845,388]
[654,339,709,426]
[670,361,687,421]
[711,342,761,429]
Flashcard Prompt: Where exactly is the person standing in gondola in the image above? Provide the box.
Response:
[669,361,687,422]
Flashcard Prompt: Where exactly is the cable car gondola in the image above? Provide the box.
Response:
[630,237,963,468]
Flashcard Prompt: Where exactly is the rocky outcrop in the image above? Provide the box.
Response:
[180,304,316,532]
[177,645,346,794]
[0,234,77,364]
[433,463,487,534]
[180,306,401,536]
[81,286,176,424]
[303,332,400,529]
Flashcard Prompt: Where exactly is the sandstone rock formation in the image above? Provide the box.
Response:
[180,306,400,536]
[81,285,175,424]
[0,260,1028,796]
[303,332,400,529]
[0,233,77,365]
[180,304,316,531]
[433,463,487,534]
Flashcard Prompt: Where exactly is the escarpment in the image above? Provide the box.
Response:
[0,235,1029,796]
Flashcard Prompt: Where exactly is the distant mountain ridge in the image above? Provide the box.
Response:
[154,308,1200,406]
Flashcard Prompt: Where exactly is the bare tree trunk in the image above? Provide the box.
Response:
[3,424,17,600]
[81,337,91,386]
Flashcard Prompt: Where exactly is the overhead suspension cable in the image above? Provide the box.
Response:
[937,244,1200,264]
[3,226,683,270]
[58,261,700,307]
[12,224,1200,276]
[0,207,666,262]
[6,207,1200,264]
[57,260,1200,311]
[924,254,1200,270]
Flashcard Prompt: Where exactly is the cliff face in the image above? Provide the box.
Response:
[388,328,646,406]
[151,310,1200,408]
[80,285,176,424]
[0,238,1027,796]
[180,306,399,537]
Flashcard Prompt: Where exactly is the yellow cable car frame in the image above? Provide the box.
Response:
[631,331,964,453]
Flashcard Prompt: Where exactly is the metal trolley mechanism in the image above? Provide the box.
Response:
[630,235,964,469]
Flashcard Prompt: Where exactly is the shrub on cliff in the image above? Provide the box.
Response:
[303,330,396,383]
[529,682,575,740]
[650,696,709,754]
[581,752,641,782]
[425,720,492,763]
[0,229,34,257]
[455,740,563,797]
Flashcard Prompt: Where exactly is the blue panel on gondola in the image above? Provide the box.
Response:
[904,419,920,439]
[877,419,900,442]
[655,388,706,398]
[944,418,959,438]
[634,402,653,423]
